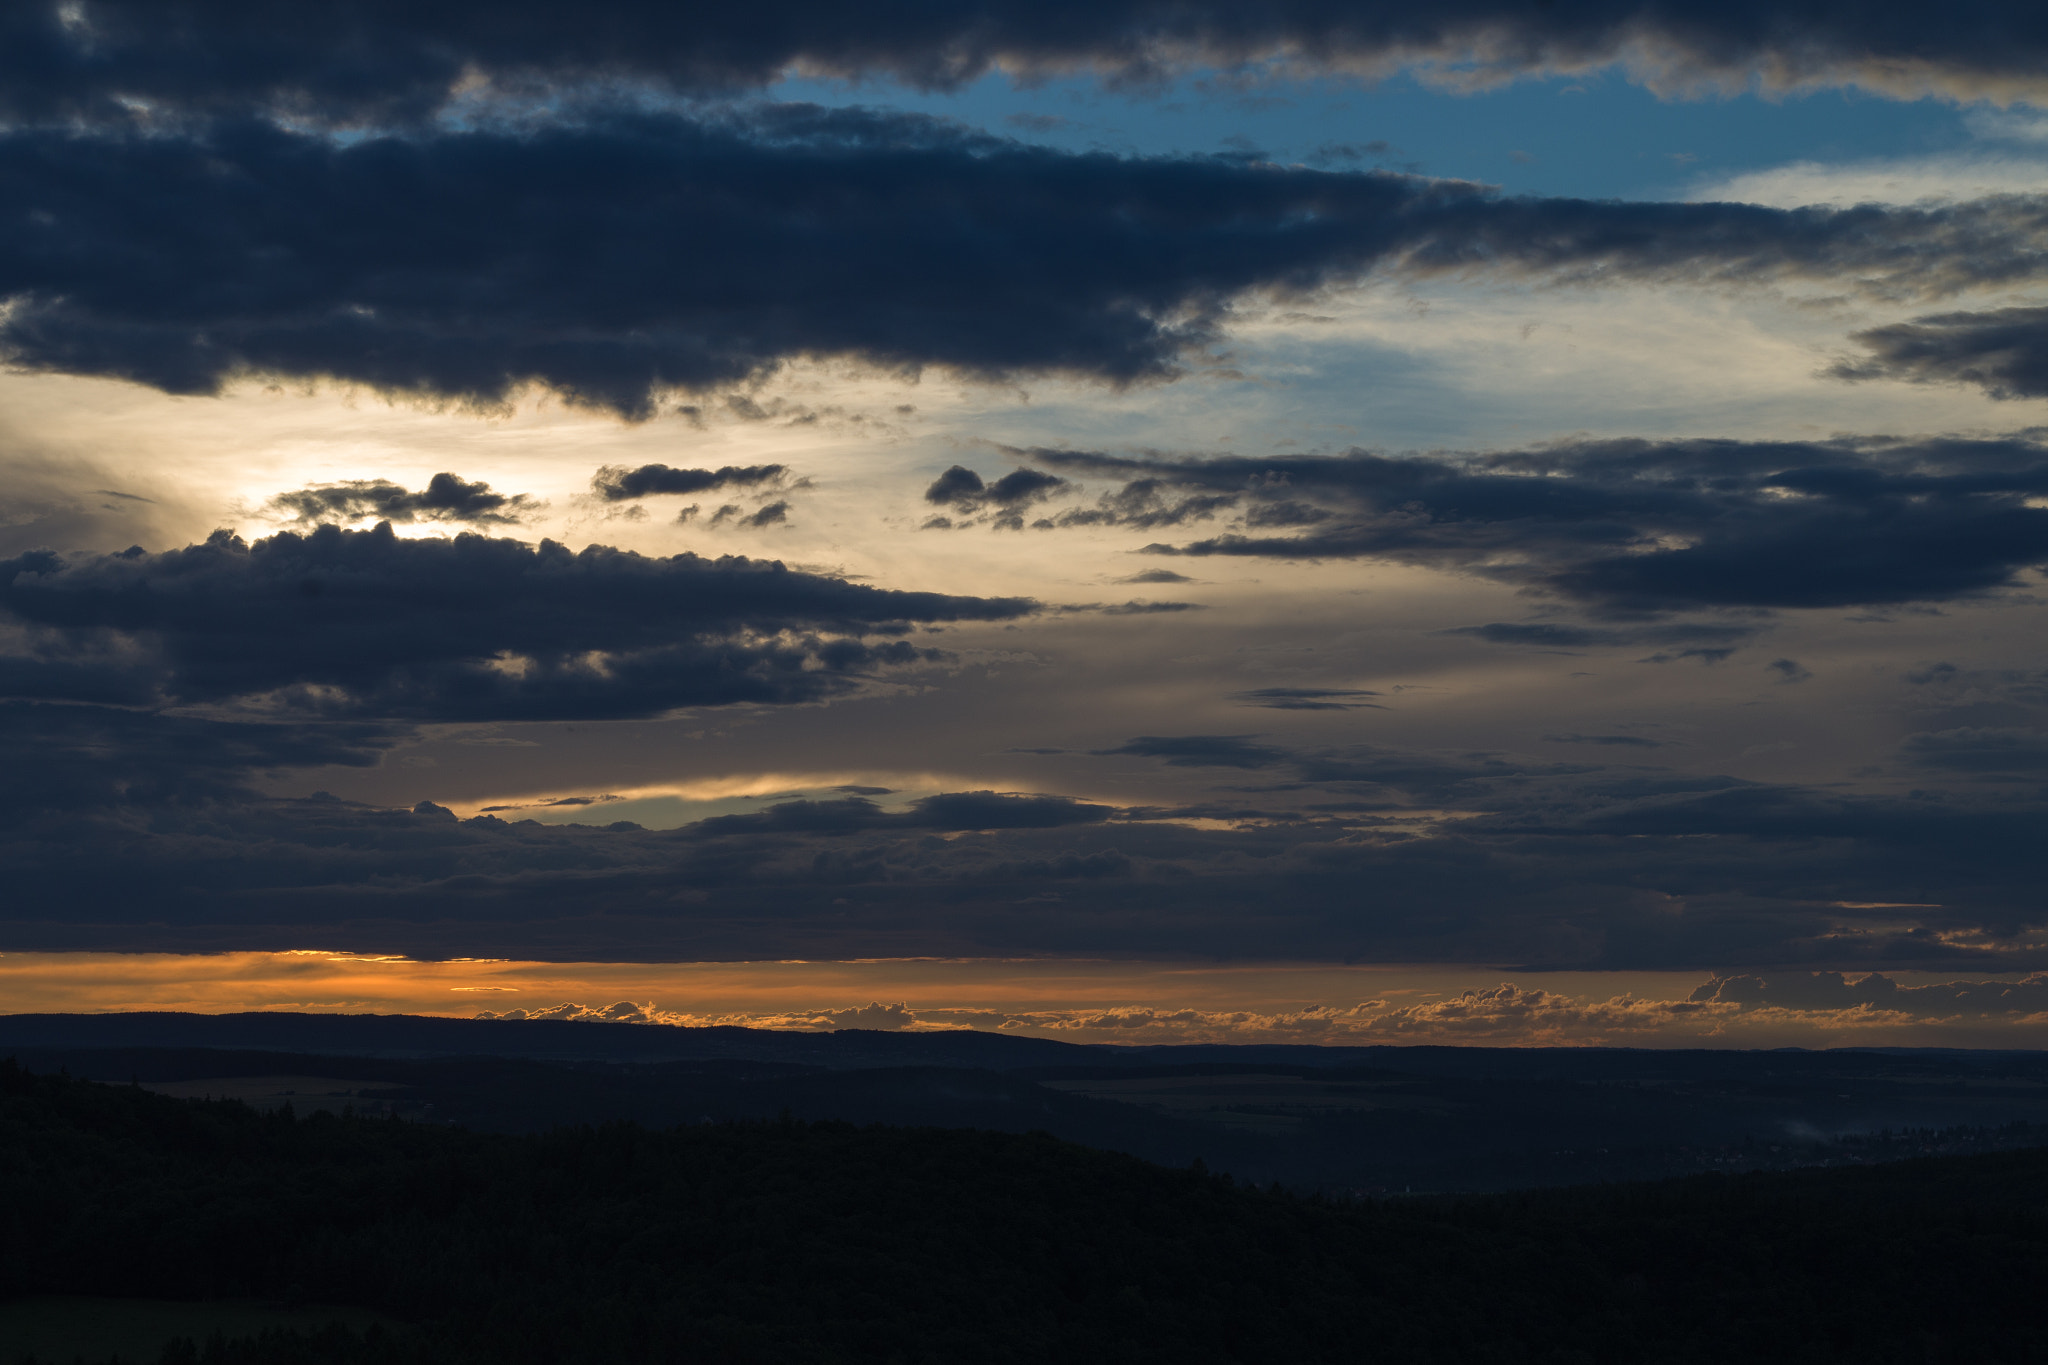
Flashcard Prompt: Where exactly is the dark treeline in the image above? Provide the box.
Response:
[4,1059,2046,1365]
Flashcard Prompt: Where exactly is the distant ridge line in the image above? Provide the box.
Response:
[0,1010,1092,1068]
[0,1011,2040,1071]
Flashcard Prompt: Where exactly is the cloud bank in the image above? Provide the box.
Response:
[490,968,2048,1045]
[9,0,2048,129]
[1838,306,2048,402]
[1004,434,2048,612]
[1,720,2043,968]
[269,472,536,526]
[592,464,790,501]
[0,522,1035,720]
[6,110,2048,414]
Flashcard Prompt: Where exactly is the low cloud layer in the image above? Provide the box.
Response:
[923,465,1072,530]
[1900,726,2048,777]
[6,111,2048,415]
[686,790,1114,837]
[0,699,400,826]
[475,968,2048,1046]
[1,718,2043,968]
[0,522,1034,720]
[592,464,788,501]
[3,479,2043,971]
[7,0,2048,129]
[999,434,2048,613]
[1838,306,2048,401]
[269,472,535,526]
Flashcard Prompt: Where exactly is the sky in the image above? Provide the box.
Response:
[4,0,2048,1048]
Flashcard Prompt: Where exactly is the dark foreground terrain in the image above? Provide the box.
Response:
[3,1058,2047,1365]
[7,1012,2048,1192]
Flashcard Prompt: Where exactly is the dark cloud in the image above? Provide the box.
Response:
[1011,434,2048,613]
[1098,731,1602,803]
[924,466,990,507]
[479,794,625,813]
[1836,307,2048,401]
[0,110,1467,413]
[700,502,794,529]
[6,112,2048,415]
[591,464,787,501]
[3,1,2042,129]
[1445,622,1761,649]
[1448,622,1627,649]
[1689,971,2048,1018]
[693,790,1115,837]
[1899,727,2048,775]
[1900,664,2048,739]
[1240,499,1334,529]
[1289,746,1590,796]
[1543,733,1664,748]
[1117,568,1194,584]
[0,522,1035,721]
[268,472,535,525]
[0,698,399,828]
[1091,599,1205,615]
[924,466,1073,528]
[0,697,2039,968]
[2,744,2041,970]
[1229,687,1385,711]
[1034,478,1242,532]
[1092,735,1292,769]
[984,469,1069,506]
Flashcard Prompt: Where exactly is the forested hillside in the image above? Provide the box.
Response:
[3,1059,2045,1365]
[20,1026,2048,1193]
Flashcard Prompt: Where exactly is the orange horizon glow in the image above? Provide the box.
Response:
[1,950,2044,1050]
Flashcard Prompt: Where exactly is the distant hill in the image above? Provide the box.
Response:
[7,1013,2048,1194]
[0,1010,1092,1068]
[5,1009,2043,1074]
[2,1061,2045,1365]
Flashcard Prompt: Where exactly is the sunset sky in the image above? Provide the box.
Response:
[4,0,2047,1046]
